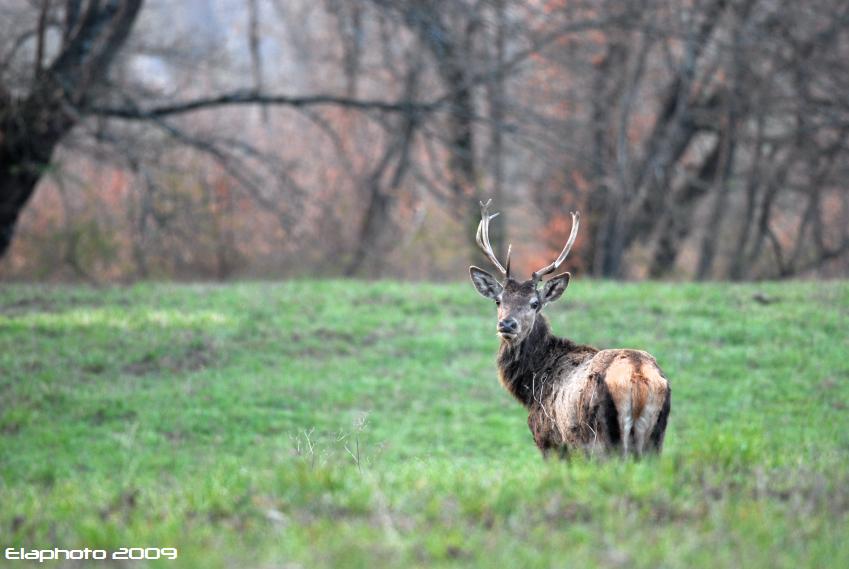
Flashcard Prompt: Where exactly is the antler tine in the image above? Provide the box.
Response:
[531,211,580,282]
[475,199,510,277]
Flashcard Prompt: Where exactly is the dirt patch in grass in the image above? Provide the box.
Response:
[351,294,399,307]
[285,326,410,357]
[0,293,128,315]
[0,297,58,314]
[87,408,138,426]
[123,340,218,376]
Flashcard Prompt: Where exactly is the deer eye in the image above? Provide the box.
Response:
[530,298,540,310]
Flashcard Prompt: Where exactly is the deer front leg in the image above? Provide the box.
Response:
[529,412,565,460]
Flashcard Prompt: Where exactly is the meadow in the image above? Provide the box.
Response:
[1,280,848,568]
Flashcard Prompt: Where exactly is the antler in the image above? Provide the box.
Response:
[475,199,512,278]
[531,211,580,282]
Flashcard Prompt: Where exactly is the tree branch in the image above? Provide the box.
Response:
[86,90,441,120]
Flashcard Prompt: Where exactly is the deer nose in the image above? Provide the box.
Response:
[498,318,518,333]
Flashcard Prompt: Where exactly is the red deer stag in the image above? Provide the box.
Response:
[469,200,670,458]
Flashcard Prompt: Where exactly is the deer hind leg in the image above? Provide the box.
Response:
[632,382,667,457]
[632,408,656,458]
[617,400,633,457]
[648,388,671,453]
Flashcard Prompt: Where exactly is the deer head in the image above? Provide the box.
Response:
[469,199,580,343]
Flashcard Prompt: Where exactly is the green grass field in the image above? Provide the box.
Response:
[1,280,848,568]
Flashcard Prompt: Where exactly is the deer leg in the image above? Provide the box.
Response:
[619,412,632,457]
[613,392,632,457]
[647,389,671,453]
[633,418,648,458]
[540,444,567,461]
[633,401,661,458]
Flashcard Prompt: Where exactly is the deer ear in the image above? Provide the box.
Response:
[541,272,570,305]
[469,266,502,300]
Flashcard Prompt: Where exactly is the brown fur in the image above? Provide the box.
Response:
[480,277,671,459]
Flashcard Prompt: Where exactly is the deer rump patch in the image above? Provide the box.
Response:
[602,352,666,416]
[595,350,668,453]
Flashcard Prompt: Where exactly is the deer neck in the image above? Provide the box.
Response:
[497,316,561,408]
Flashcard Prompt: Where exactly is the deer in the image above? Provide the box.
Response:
[469,200,670,459]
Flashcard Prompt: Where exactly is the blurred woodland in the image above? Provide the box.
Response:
[1,0,848,281]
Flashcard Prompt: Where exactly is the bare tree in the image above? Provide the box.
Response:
[546,0,849,279]
[0,0,144,257]
[3,0,848,280]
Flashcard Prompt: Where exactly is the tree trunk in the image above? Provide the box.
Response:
[695,110,737,280]
[585,43,626,276]
[648,135,723,277]
[0,0,144,258]
[401,3,480,256]
[0,105,68,256]
[344,66,419,277]
[345,180,396,277]
[486,0,507,254]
